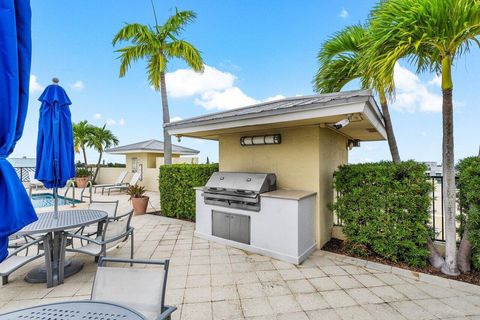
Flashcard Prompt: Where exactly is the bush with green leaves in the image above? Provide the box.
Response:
[331,161,431,267]
[159,164,218,220]
[457,156,480,270]
[75,167,91,178]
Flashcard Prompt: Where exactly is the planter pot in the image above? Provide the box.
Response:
[131,196,149,215]
[75,177,89,188]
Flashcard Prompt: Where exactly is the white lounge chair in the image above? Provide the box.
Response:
[93,170,128,194]
[104,171,141,195]
[28,171,43,190]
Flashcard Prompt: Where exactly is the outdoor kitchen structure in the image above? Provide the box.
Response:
[166,89,386,264]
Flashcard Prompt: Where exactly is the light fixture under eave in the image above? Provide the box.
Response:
[347,139,360,150]
[240,134,281,146]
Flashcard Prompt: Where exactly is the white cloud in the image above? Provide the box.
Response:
[165,65,235,98]
[392,63,442,113]
[428,74,442,87]
[29,75,44,93]
[93,113,102,120]
[170,116,183,122]
[339,8,349,19]
[118,118,125,125]
[265,94,286,102]
[70,80,85,91]
[195,87,258,111]
[106,119,116,126]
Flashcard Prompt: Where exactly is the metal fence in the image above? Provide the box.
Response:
[333,175,462,242]
[14,166,35,182]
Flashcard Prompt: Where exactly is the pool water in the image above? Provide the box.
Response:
[31,193,81,208]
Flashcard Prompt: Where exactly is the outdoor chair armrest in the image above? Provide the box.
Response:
[156,306,177,320]
[6,236,44,259]
[64,232,103,245]
[108,211,131,222]
[98,256,169,267]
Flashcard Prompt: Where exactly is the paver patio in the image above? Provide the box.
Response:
[1,212,480,320]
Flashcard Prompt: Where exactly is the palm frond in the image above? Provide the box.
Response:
[317,24,367,66]
[314,55,362,93]
[116,44,153,77]
[112,23,155,46]
[166,40,204,72]
[148,54,167,91]
[160,9,197,37]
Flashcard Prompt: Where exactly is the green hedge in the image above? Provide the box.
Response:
[332,161,431,267]
[159,163,218,220]
[457,157,480,269]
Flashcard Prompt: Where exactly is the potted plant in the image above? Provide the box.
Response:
[75,168,91,188]
[127,185,149,215]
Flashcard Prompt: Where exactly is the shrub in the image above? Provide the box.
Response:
[457,156,480,270]
[75,167,90,178]
[331,161,431,267]
[159,163,218,220]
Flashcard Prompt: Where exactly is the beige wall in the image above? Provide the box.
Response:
[96,167,126,185]
[219,125,347,248]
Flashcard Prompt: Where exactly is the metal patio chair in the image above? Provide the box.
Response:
[65,210,134,261]
[91,257,177,320]
[0,236,45,285]
[75,200,120,242]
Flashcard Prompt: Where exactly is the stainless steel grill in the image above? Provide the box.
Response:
[203,172,276,211]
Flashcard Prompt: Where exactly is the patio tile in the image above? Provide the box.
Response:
[279,268,305,281]
[441,296,480,316]
[362,303,406,320]
[45,282,82,298]
[309,277,341,291]
[211,263,232,274]
[330,275,363,289]
[272,260,297,270]
[295,292,330,311]
[241,297,274,317]
[184,287,212,303]
[211,285,239,301]
[212,300,243,319]
[307,308,341,319]
[414,298,465,318]
[392,283,431,300]
[181,302,212,320]
[320,266,349,277]
[344,286,379,300]
[237,283,265,299]
[252,261,276,271]
[277,311,309,320]
[374,273,406,286]
[286,279,316,294]
[321,290,357,308]
[352,274,385,288]
[299,267,326,279]
[211,273,235,286]
[268,295,302,314]
[234,272,259,285]
[166,288,185,305]
[168,276,187,289]
[186,274,210,288]
[390,300,436,320]
[188,264,210,276]
[262,281,292,297]
[335,305,376,320]
[256,270,283,282]
[369,285,406,302]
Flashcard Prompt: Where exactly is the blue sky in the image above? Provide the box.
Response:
[12,0,480,165]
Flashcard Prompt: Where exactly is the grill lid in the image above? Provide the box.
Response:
[205,172,276,193]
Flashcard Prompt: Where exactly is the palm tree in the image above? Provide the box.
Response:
[72,120,95,166]
[90,125,119,183]
[112,3,204,165]
[367,0,480,275]
[313,24,401,163]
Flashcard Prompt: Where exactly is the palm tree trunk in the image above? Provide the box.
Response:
[440,56,460,276]
[92,151,103,184]
[82,146,88,166]
[457,230,472,273]
[160,71,172,165]
[379,91,400,163]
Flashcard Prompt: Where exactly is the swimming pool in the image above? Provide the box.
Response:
[31,193,81,208]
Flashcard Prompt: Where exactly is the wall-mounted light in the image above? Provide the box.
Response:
[347,139,360,150]
[240,134,281,146]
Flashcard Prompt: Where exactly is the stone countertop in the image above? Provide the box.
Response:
[261,189,316,201]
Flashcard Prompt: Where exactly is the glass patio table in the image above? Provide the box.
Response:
[15,210,107,287]
[0,300,146,319]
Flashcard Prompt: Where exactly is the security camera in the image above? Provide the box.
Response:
[333,118,350,129]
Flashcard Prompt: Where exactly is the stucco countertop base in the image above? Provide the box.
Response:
[261,189,316,200]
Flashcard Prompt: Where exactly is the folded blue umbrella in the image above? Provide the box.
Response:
[0,0,38,262]
[35,83,75,192]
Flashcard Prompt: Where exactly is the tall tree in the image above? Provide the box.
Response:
[72,120,95,166]
[313,24,401,163]
[367,0,480,275]
[90,125,119,183]
[112,3,204,165]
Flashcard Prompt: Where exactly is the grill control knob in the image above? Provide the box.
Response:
[246,178,251,182]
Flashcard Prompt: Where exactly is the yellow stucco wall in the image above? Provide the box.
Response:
[219,125,347,248]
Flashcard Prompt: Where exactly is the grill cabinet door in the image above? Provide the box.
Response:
[212,211,230,240]
[229,214,250,245]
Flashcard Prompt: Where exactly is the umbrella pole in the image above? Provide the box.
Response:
[53,187,59,219]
